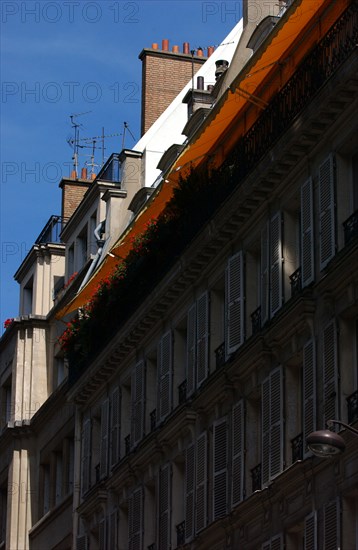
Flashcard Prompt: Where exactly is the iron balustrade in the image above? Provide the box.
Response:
[251,463,262,492]
[251,306,261,335]
[343,210,358,246]
[347,389,358,424]
[35,215,68,244]
[124,434,131,455]
[150,409,157,431]
[291,433,303,462]
[290,267,302,297]
[176,521,185,546]
[178,380,187,405]
[215,342,226,369]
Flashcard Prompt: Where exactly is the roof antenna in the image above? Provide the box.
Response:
[79,129,121,168]
[68,111,92,177]
[122,122,136,150]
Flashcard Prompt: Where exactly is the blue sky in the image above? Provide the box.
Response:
[0,0,242,329]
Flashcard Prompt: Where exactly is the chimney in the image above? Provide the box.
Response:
[215,59,229,81]
[197,76,204,90]
[81,167,88,180]
[172,45,179,53]
[152,42,158,50]
[162,39,169,51]
[183,42,190,54]
[60,178,91,219]
[207,46,215,57]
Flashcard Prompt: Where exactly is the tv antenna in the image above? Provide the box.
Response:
[80,127,121,167]
[122,122,136,150]
[68,111,92,177]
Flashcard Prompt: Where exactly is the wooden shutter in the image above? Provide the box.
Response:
[109,508,118,550]
[158,464,171,550]
[186,304,196,396]
[131,360,145,447]
[76,535,88,550]
[303,339,316,457]
[110,387,121,467]
[81,418,91,495]
[301,178,314,287]
[324,498,340,550]
[158,331,172,422]
[99,517,106,550]
[197,292,209,388]
[232,400,244,507]
[262,368,283,484]
[226,252,244,356]
[319,154,335,270]
[261,221,270,325]
[185,444,195,542]
[100,399,109,479]
[304,511,317,550]
[128,487,143,550]
[196,432,207,533]
[322,320,338,428]
[270,212,283,317]
[261,543,271,550]
[271,534,283,550]
[213,418,228,520]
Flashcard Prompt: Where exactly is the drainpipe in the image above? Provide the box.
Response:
[79,220,106,291]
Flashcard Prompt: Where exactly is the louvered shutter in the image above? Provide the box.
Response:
[261,222,270,325]
[128,487,143,550]
[197,292,209,387]
[158,331,172,422]
[185,444,195,542]
[100,399,109,478]
[324,498,340,550]
[322,320,338,428]
[271,534,283,550]
[232,400,244,507]
[110,387,121,467]
[213,418,228,520]
[301,178,314,287]
[304,511,317,550]
[226,252,244,356]
[270,212,283,317]
[261,543,271,550]
[159,464,171,550]
[109,508,118,550]
[319,155,335,270]
[186,304,196,396]
[81,418,91,495]
[76,535,88,550]
[131,360,145,447]
[99,517,106,550]
[303,339,316,457]
[196,432,207,533]
[270,368,283,479]
[262,376,270,486]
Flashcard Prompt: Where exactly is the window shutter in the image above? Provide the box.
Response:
[324,498,340,550]
[186,304,196,396]
[322,320,338,428]
[185,444,195,541]
[261,543,271,550]
[271,534,283,550]
[128,487,143,550]
[262,368,283,484]
[301,178,314,287]
[226,252,244,356]
[158,464,171,550]
[303,339,316,457]
[100,399,109,479]
[262,376,270,486]
[270,212,283,317]
[76,535,88,550]
[158,331,172,422]
[304,511,317,550]
[131,360,145,447]
[319,154,335,270]
[196,432,207,533]
[232,400,244,507]
[110,387,121,467]
[99,517,106,550]
[109,508,118,550]
[261,221,270,325]
[81,418,91,495]
[213,418,228,520]
[197,292,209,388]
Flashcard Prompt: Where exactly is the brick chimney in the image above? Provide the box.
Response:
[59,174,91,220]
[139,40,208,136]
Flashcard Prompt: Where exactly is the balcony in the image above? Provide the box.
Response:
[35,215,68,245]
[343,210,358,246]
[347,389,358,424]
[96,153,121,183]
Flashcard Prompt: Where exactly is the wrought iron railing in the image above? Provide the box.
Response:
[291,432,303,462]
[251,306,261,335]
[124,434,131,455]
[215,342,226,369]
[150,409,157,431]
[96,153,121,183]
[251,463,262,492]
[147,544,156,550]
[178,380,187,405]
[176,521,185,546]
[290,267,302,297]
[343,210,358,246]
[347,389,358,424]
[35,215,68,244]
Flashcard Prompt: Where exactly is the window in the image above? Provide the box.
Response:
[303,339,316,457]
[185,432,208,541]
[262,533,284,549]
[213,419,228,521]
[186,292,210,396]
[158,464,171,550]
[304,511,317,550]
[23,275,33,315]
[261,212,283,324]
[324,498,340,550]
[100,398,110,479]
[322,319,339,428]
[319,154,336,270]
[128,487,143,549]
[262,367,284,485]
[232,400,244,507]
[225,252,244,357]
[110,386,121,467]
[131,360,145,447]
[157,331,173,423]
[81,418,91,495]
[301,178,314,287]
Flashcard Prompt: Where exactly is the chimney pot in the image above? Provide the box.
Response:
[183,42,190,54]
[162,39,169,51]
[197,76,204,90]
[207,46,215,57]
[91,173,96,181]
[71,170,77,180]
[81,167,88,180]
[152,42,158,50]
[172,45,179,53]
[196,48,203,57]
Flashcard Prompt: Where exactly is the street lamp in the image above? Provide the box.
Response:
[307,419,358,457]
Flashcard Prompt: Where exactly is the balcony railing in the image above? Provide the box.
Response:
[291,433,303,463]
[176,521,185,547]
[35,215,68,244]
[251,463,261,492]
[290,267,302,297]
[96,153,121,183]
[178,380,187,405]
[147,544,156,550]
[124,434,131,455]
[251,306,261,336]
[150,409,157,431]
[343,210,358,246]
[347,389,358,424]
[215,342,226,369]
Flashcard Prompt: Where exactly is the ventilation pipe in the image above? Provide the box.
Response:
[79,220,106,291]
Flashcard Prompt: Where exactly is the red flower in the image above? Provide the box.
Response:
[4,318,14,329]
